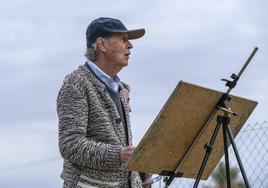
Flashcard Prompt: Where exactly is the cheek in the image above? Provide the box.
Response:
[111,44,124,54]
[110,48,120,56]
[107,42,125,58]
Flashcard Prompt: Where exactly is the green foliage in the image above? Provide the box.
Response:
[204,161,246,188]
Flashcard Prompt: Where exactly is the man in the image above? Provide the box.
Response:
[57,17,145,188]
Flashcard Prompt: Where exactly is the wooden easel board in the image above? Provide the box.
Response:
[126,81,257,180]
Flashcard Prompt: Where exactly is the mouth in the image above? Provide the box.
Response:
[125,52,131,57]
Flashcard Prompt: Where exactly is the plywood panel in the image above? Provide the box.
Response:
[126,81,257,180]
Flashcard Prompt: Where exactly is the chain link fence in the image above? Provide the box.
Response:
[152,121,268,188]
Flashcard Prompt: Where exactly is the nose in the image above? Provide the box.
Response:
[127,40,133,49]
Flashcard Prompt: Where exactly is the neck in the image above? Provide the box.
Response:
[94,59,122,77]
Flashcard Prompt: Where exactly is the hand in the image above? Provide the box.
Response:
[145,173,152,179]
[120,146,136,163]
[143,174,158,188]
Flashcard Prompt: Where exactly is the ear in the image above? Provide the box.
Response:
[96,37,108,52]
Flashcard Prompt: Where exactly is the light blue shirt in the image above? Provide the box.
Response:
[87,61,120,92]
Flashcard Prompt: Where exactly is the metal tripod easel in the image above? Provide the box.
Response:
[164,47,258,188]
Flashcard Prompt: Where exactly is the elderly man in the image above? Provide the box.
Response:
[57,17,145,188]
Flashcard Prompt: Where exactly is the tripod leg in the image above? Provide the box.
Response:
[225,124,251,188]
[222,119,231,188]
[193,116,223,188]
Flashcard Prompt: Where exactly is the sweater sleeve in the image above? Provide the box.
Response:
[57,78,122,170]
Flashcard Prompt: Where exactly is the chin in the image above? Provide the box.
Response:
[122,61,129,66]
[117,59,128,67]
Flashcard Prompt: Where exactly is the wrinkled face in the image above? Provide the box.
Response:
[105,33,133,68]
[123,88,132,112]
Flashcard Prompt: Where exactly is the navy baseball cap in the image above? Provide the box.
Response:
[86,17,145,48]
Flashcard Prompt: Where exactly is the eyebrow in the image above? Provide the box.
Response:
[120,33,128,39]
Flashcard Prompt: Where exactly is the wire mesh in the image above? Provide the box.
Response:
[152,121,268,188]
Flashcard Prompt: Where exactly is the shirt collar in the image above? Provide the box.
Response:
[87,61,120,92]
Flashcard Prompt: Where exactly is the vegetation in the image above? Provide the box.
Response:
[204,161,245,188]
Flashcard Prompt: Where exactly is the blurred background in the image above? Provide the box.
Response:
[0,0,267,187]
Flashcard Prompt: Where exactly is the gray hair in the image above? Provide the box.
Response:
[85,42,97,62]
[85,36,111,62]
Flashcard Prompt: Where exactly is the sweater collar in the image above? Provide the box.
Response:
[86,61,120,92]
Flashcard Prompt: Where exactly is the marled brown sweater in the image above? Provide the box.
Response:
[57,65,142,188]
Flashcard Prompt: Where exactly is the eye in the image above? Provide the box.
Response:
[122,36,128,42]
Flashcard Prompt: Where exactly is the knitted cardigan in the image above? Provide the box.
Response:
[57,65,142,188]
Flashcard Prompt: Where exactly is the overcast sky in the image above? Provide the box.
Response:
[0,0,267,187]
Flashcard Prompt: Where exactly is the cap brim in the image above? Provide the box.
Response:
[112,29,145,40]
[126,29,145,39]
